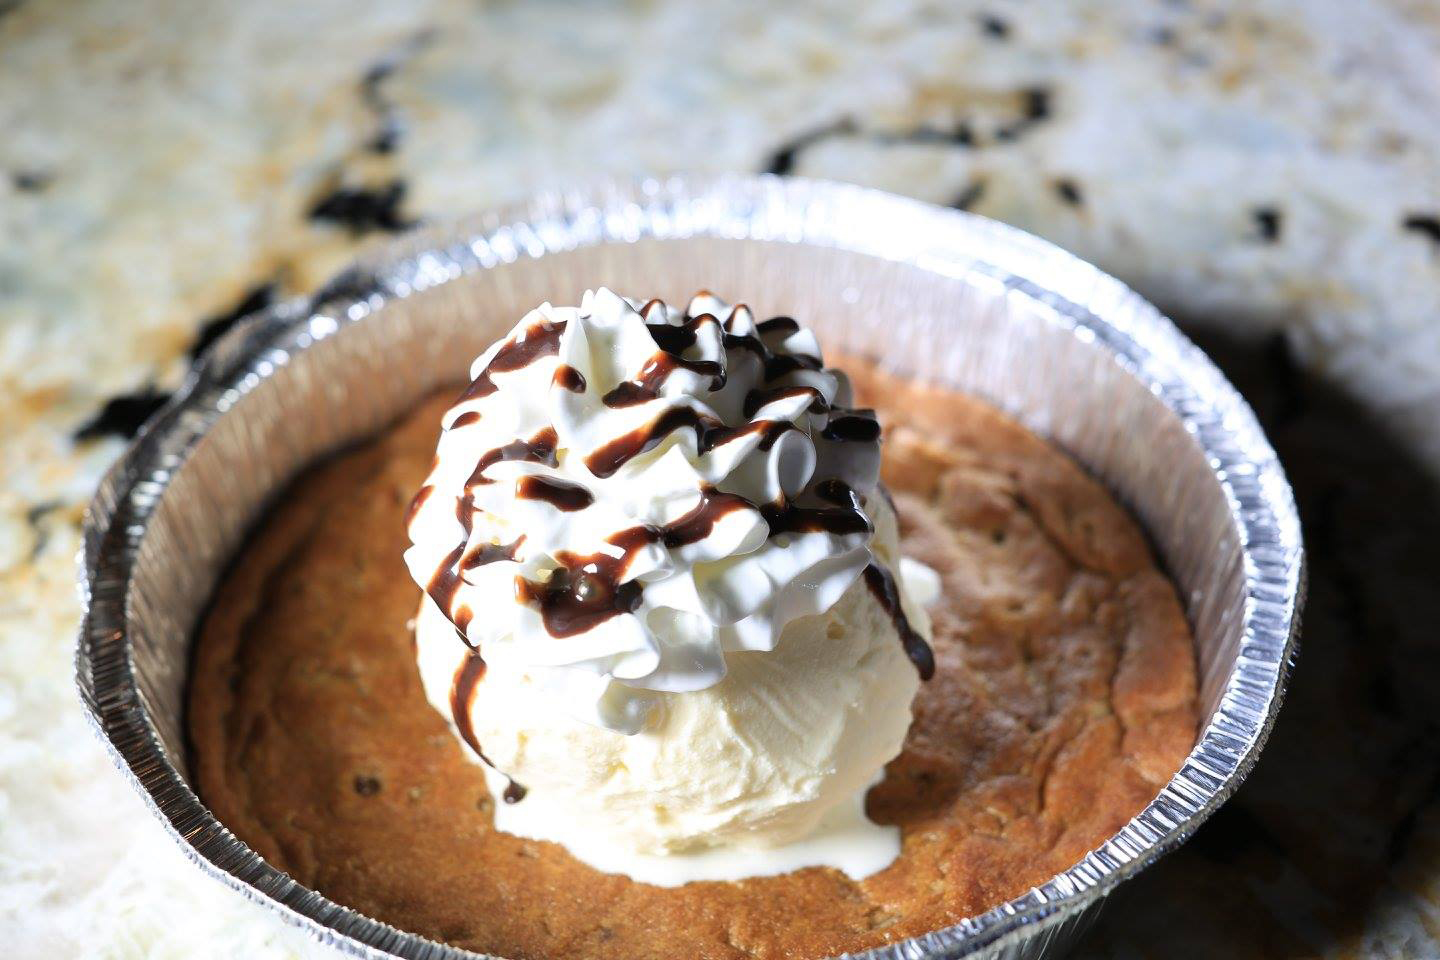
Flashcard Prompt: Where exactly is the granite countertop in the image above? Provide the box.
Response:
[3,1,1439,957]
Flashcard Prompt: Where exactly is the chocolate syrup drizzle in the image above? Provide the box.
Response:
[458,318,568,402]
[553,365,587,393]
[761,479,874,538]
[585,406,722,478]
[431,536,530,801]
[450,652,527,803]
[405,484,435,526]
[462,535,525,570]
[512,487,760,638]
[427,536,527,639]
[425,544,468,632]
[466,427,558,486]
[583,410,802,479]
[515,475,595,511]
[743,384,830,418]
[863,562,936,680]
[645,316,703,351]
[762,351,823,381]
[599,314,730,409]
[454,605,474,634]
[756,316,800,336]
[515,547,646,638]
[660,486,755,548]
[456,492,475,536]
[581,311,837,477]
[601,350,725,407]
[822,412,882,443]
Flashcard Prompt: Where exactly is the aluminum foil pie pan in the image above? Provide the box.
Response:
[75,175,1303,960]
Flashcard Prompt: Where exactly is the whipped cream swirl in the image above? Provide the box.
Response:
[403,289,885,733]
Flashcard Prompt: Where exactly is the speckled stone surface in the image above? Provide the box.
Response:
[1,1,1437,957]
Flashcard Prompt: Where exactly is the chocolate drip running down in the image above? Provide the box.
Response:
[427,535,528,640]
[425,544,468,641]
[449,652,527,803]
[863,563,936,680]
[431,536,529,801]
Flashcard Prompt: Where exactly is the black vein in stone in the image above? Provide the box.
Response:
[12,170,52,192]
[361,61,402,154]
[875,122,976,148]
[761,86,1053,177]
[1148,24,1178,45]
[24,499,60,560]
[74,388,171,441]
[763,119,857,175]
[308,180,415,234]
[978,13,1010,38]
[1252,207,1282,242]
[952,179,987,212]
[1402,214,1440,247]
[994,87,1052,142]
[356,30,434,155]
[311,267,382,309]
[25,500,60,526]
[190,283,276,360]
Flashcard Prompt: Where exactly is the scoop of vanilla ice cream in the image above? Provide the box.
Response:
[414,493,928,877]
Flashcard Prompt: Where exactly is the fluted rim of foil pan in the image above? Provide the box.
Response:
[76,174,1303,960]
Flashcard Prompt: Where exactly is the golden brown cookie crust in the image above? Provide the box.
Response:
[188,356,1197,959]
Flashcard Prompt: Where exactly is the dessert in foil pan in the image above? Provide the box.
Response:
[77,176,1302,960]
